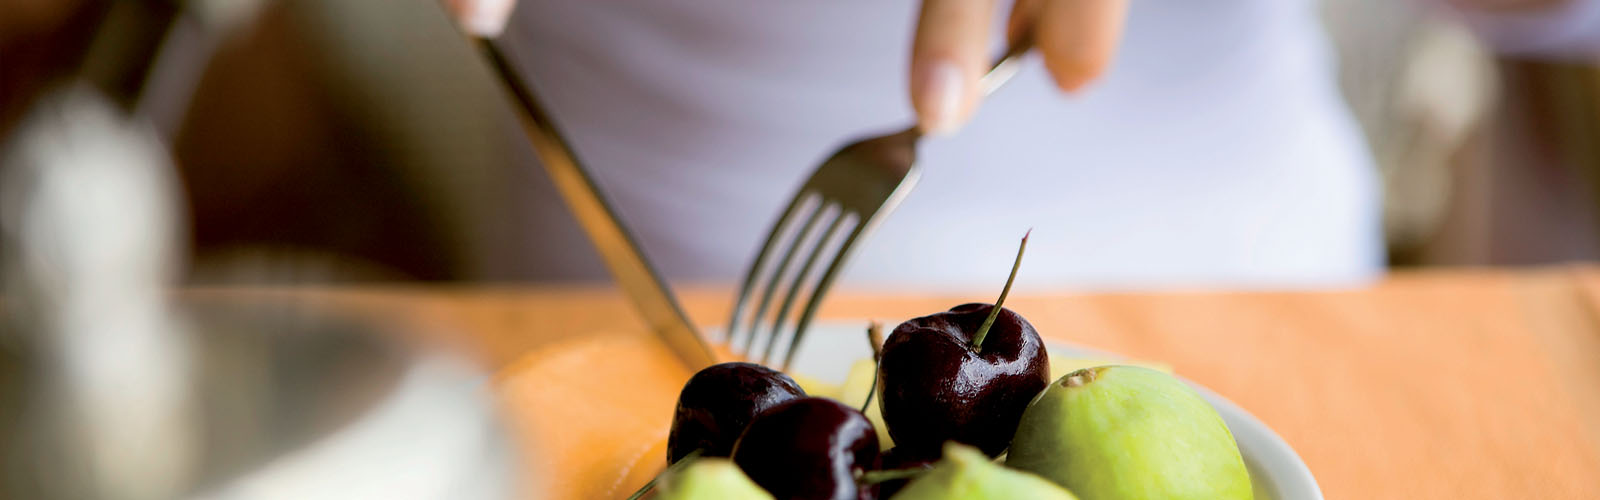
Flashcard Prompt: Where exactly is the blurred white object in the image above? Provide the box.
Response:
[1322,0,1499,253]
[1383,19,1497,247]
[0,84,518,500]
[1,84,197,500]
[2,2,520,494]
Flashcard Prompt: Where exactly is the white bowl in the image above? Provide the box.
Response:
[781,321,1324,500]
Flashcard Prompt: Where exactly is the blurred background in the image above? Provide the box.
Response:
[1,0,1597,284]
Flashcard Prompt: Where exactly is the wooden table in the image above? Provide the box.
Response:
[253,266,1600,499]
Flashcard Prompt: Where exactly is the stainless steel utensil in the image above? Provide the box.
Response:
[727,40,1034,370]
[463,29,717,369]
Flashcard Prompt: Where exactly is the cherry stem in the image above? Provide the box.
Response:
[625,449,703,500]
[867,321,884,361]
[861,370,879,414]
[970,230,1030,352]
[862,321,883,413]
[857,467,929,485]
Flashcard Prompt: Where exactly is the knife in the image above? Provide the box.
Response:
[453,4,717,369]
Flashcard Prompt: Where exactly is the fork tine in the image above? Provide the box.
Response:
[741,198,831,356]
[779,220,868,371]
[759,211,852,365]
[727,193,814,346]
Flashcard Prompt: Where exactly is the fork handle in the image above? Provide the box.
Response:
[980,33,1035,97]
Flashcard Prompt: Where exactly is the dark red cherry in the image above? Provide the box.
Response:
[731,397,879,500]
[876,303,1050,458]
[667,362,805,463]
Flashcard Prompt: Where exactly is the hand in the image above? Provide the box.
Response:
[441,0,515,37]
[911,0,1130,135]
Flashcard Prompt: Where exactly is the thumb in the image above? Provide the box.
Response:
[1035,0,1129,92]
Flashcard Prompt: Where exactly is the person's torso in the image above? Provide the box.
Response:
[504,0,1383,289]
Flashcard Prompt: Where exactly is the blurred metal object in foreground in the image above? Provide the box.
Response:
[1,83,197,500]
[180,300,517,500]
[0,2,518,498]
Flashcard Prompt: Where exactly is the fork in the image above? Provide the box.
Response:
[727,39,1035,370]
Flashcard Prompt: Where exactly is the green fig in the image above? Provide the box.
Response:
[891,442,1078,500]
[655,458,773,500]
[1007,366,1252,500]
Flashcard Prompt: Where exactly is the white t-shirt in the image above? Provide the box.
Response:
[498,0,1596,289]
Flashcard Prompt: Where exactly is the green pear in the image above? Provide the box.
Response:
[892,442,1078,500]
[655,458,773,500]
[1007,366,1252,500]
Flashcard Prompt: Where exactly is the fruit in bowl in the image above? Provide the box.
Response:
[667,362,806,462]
[875,302,1050,459]
[638,233,1254,499]
[1008,365,1253,499]
[893,442,1077,500]
[730,397,879,500]
[654,457,773,500]
[653,360,1253,500]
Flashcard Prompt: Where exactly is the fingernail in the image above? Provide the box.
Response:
[457,0,516,38]
[914,60,967,136]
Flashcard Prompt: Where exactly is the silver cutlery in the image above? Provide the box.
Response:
[727,39,1034,370]
[460,20,718,369]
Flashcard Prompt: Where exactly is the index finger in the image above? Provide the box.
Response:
[911,0,1001,135]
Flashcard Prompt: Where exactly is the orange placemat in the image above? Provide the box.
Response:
[276,267,1600,499]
